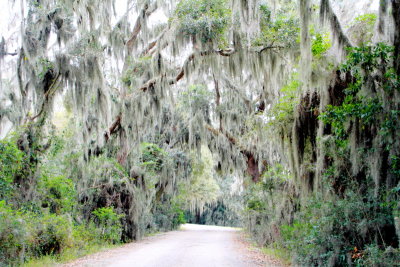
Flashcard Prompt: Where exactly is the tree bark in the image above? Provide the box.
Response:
[392,0,400,75]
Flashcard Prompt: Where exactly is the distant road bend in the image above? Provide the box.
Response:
[64,224,285,267]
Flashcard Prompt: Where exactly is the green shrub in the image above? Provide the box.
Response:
[243,165,295,246]
[92,207,123,244]
[38,174,76,214]
[152,200,186,231]
[355,245,400,267]
[281,192,397,266]
[72,222,101,248]
[173,206,186,227]
[0,138,24,198]
[0,201,27,265]
[246,199,265,212]
[27,214,73,257]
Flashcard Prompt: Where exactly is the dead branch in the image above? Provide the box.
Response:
[104,114,122,142]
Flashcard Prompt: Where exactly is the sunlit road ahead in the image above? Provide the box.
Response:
[64,224,284,267]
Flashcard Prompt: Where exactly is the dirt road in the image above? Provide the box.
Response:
[64,224,286,267]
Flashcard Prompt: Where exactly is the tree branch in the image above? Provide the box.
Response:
[205,124,261,182]
[0,51,18,56]
[139,28,168,57]
[213,74,223,131]
[320,0,352,50]
[221,75,253,111]
[138,48,236,92]
[104,114,122,142]
[125,2,158,54]
[30,73,61,121]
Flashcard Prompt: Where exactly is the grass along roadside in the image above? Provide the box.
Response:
[22,229,173,267]
[261,246,291,266]
[22,243,119,267]
[237,230,291,267]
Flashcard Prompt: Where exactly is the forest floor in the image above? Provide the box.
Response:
[62,224,288,267]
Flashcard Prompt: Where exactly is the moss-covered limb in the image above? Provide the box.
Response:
[392,0,400,75]
[220,75,252,111]
[104,114,122,142]
[213,74,223,131]
[320,0,352,51]
[136,45,284,94]
[125,1,158,55]
[300,0,312,89]
[205,123,262,182]
[135,48,235,93]
[30,72,62,122]
[378,0,389,34]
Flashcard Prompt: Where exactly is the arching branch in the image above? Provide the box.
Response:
[320,0,352,50]
[138,48,236,92]
[125,1,158,55]
[205,124,261,182]
[30,72,62,121]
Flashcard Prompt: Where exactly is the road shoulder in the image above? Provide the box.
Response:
[234,231,291,267]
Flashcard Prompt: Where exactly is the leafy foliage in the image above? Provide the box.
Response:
[179,84,212,118]
[311,32,331,59]
[319,96,382,141]
[38,173,76,214]
[320,43,397,145]
[177,146,220,213]
[281,192,399,266]
[268,77,300,129]
[243,164,295,246]
[175,0,230,44]
[304,42,400,266]
[28,213,73,257]
[342,43,394,74]
[121,56,152,89]
[140,142,167,172]
[0,201,27,265]
[0,138,24,198]
[92,207,123,244]
[152,200,186,231]
[254,3,300,48]
[349,13,377,45]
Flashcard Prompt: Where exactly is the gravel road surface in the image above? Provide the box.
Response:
[63,224,286,267]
